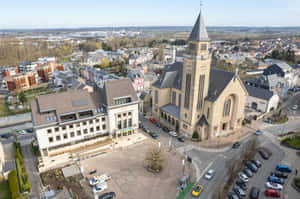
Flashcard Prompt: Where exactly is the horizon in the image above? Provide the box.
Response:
[0,0,299,29]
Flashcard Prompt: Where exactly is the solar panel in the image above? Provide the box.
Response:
[72,98,88,107]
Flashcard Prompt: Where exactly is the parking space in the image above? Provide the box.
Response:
[232,142,286,199]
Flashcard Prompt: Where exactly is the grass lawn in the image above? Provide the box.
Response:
[177,182,194,199]
[282,135,300,148]
[0,181,12,199]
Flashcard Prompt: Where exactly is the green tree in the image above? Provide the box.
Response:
[100,58,110,69]
[18,91,27,105]
[192,131,199,140]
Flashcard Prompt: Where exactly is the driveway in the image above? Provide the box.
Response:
[22,145,43,198]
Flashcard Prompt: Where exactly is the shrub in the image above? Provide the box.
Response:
[192,131,199,139]
[295,178,300,188]
[8,170,21,199]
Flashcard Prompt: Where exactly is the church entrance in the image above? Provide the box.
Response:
[222,123,227,130]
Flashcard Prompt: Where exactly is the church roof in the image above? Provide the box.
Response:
[160,103,180,119]
[197,115,209,127]
[152,62,235,102]
[188,11,209,42]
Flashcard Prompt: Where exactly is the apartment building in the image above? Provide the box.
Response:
[4,72,38,91]
[31,79,139,159]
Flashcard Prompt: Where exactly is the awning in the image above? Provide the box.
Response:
[119,127,134,134]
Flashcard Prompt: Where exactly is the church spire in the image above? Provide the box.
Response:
[188,11,209,42]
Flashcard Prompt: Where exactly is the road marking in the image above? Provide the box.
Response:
[198,161,213,181]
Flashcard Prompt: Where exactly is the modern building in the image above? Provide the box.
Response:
[4,72,38,91]
[151,11,247,140]
[31,79,139,159]
[245,84,279,113]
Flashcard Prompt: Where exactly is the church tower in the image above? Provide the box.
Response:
[180,11,211,133]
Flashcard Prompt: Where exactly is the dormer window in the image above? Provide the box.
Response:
[114,97,132,105]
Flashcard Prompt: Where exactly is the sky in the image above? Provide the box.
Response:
[0,0,299,29]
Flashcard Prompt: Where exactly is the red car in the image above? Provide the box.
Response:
[149,118,157,124]
[265,189,280,197]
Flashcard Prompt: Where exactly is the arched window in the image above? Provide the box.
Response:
[223,99,231,117]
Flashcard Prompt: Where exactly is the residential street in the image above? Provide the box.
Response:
[21,144,43,198]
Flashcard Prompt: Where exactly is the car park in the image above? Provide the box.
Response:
[191,184,203,197]
[149,118,157,124]
[236,180,247,190]
[245,161,258,173]
[249,187,260,199]
[270,171,288,179]
[268,176,284,184]
[255,130,262,135]
[258,149,269,160]
[265,189,280,197]
[233,185,246,198]
[238,172,249,182]
[169,131,177,137]
[98,192,116,199]
[227,192,239,199]
[243,167,253,177]
[232,142,241,149]
[162,127,169,133]
[204,169,215,180]
[276,164,292,173]
[265,181,283,190]
[251,159,262,168]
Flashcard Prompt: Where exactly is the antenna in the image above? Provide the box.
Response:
[200,0,204,11]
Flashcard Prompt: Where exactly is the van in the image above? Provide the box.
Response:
[276,164,292,173]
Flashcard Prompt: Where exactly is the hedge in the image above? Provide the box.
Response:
[8,170,21,199]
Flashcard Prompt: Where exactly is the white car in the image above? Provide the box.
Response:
[204,169,215,180]
[238,172,249,182]
[169,131,177,137]
[265,181,283,190]
[92,181,107,193]
[18,130,27,135]
[292,105,298,110]
[89,174,111,186]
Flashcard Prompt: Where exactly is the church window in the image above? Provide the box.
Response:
[172,91,176,105]
[184,73,191,109]
[197,75,205,110]
[155,90,158,104]
[201,44,207,51]
[178,94,181,107]
[207,108,210,119]
[223,99,231,117]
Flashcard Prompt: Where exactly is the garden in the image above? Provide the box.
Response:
[281,133,300,149]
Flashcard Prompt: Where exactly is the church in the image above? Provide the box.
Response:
[152,11,248,140]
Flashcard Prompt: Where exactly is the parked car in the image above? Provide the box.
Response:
[149,132,159,139]
[243,167,253,177]
[268,176,284,184]
[255,130,262,135]
[177,136,185,142]
[204,169,215,180]
[246,161,258,172]
[270,171,288,179]
[93,182,108,193]
[155,123,161,128]
[18,130,26,135]
[227,192,239,199]
[276,164,292,173]
[89,174,111,186]
[26,128,33,133]
[249,187,260,199]
[251,159,262,168]
[258,149,269,160]
[89,170,97,175]
[233,185,246,198]
[98,192,116,199]
[265,182,283,190]
[232,142,241,149]
[191,184,203,197]
[0,134,10,139]
[238,172,249,183]
[265,189,280,197]
[169,131,177,137]
[292,104,298,110]
[236,180,247,190]
[149,118,157,124]
[143,127,150,133]
[162,127,169,133]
